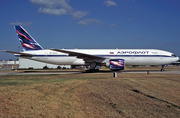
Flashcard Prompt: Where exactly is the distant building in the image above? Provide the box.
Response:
[0,60,19,66]
[19,57,70,69]
[0,60,19,69]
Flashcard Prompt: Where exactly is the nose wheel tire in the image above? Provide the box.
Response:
[161,65,165,71]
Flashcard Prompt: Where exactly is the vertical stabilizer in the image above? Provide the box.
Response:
[15,25,43,51]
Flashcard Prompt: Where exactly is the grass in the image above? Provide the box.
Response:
[0,69,180,117]
[0,74,103,86]
[0,75,86,117]
[77,74,180,117]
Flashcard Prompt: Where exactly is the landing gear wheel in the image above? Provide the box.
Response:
[161,65,165,72]
[86,69,99,72]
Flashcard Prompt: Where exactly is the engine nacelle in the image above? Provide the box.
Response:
[109,59,125,71]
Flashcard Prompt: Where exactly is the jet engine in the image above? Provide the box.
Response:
[105,59,125,71]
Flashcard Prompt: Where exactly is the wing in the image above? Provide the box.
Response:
[50,49,106,62]
[2,50,34,56]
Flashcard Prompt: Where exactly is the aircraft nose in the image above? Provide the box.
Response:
[177,57,179,61]
[171,56,179,63]
[174,57,179,62]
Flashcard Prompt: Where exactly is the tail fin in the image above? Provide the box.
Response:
[15,25,43,51]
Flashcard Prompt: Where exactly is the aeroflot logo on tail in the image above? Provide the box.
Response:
[117,51,149,54]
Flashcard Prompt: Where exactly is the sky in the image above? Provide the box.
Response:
[0,0,180,60]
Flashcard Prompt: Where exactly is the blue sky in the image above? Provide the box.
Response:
[0,0,180,60]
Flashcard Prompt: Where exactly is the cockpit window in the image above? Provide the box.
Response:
[172,54,177,57]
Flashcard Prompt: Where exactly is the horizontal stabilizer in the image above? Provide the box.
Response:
[2,50,34,56]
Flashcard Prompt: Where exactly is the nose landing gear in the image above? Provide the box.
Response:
[161,65,167,71]
[161,66,164,71]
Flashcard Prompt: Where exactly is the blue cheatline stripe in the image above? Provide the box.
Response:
[34,55,68,57]
[16,54,172,57]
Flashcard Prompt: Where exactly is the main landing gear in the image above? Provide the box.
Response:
[85,62,100,72]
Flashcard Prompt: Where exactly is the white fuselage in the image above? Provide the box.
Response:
[17,49,179,66]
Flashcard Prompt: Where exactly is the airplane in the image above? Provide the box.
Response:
[2,25,179,71]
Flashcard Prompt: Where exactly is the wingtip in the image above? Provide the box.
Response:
[2,50,7,52]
